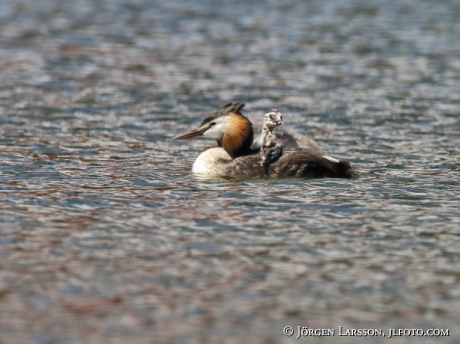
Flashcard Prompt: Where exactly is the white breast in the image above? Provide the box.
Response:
[192,147,233,175]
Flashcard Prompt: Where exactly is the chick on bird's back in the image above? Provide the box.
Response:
[173,103,357,179]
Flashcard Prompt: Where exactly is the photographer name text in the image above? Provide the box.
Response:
[283,326,449,339]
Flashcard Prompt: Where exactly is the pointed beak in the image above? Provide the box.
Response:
[172,127,206,140]
[272,118,283,126]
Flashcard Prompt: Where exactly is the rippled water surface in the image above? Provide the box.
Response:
[1,0,460,343]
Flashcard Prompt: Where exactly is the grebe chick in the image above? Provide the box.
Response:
[252,109,283,150]
[173,102,357,179]
[252,109,284,168]
[260,139,283,166]
[254,109,323,155]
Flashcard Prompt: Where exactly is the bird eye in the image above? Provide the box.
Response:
[210,122,216,127]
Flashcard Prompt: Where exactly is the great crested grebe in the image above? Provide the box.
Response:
[173,103,357,179]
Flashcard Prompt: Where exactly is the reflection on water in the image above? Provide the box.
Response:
[1,0,459,342]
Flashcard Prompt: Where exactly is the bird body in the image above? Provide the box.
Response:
[260,139,284,166]
[191,147,233,175]
[173,103,356,179]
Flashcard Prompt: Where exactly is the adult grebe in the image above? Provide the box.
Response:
[173,103,357,179]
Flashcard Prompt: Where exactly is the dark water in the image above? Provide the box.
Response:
[1,0,460,343]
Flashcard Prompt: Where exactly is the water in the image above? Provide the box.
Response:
[1,0,459,343]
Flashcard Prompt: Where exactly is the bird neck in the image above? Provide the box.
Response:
[262,125,272,133]
[217,114,254,158]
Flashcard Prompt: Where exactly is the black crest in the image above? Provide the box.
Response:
[200,102,245,126]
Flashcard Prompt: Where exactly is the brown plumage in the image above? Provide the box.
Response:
[220,113,253,158]
[222,150,357,179]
